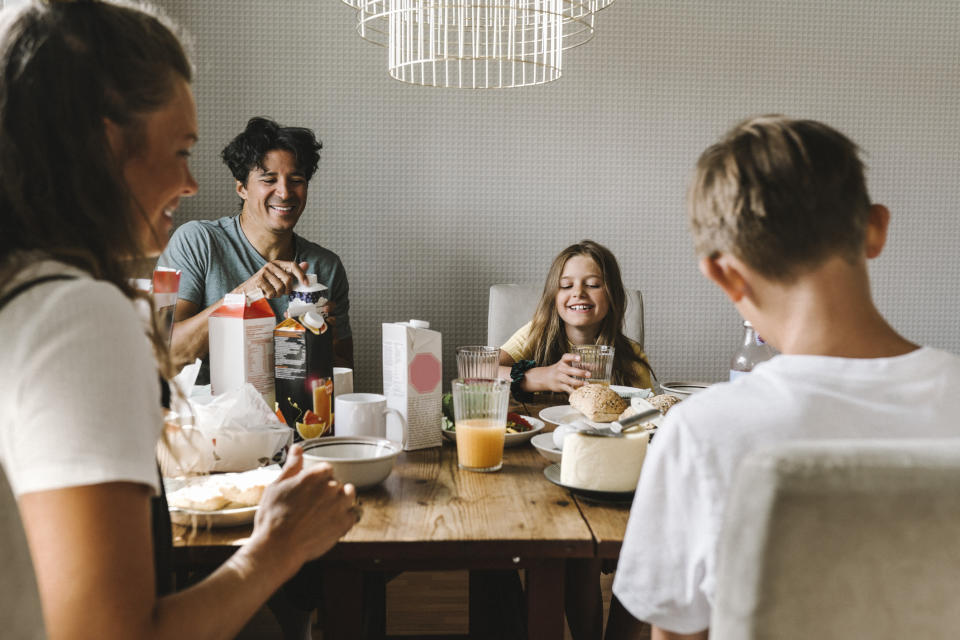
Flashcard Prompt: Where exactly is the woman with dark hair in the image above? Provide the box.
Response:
[498,240,655,398]
[0,2,356,638]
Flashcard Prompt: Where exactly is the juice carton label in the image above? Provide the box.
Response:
[209,293,275,405]
[275,316,334,441]
[382,321,442,450]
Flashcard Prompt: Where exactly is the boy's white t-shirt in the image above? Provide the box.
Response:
[613,347,960,634]
[0,261,162,496]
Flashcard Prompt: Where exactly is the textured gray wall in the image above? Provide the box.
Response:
[156,0,960,393]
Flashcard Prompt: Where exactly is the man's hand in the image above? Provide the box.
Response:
[234,260,309,299]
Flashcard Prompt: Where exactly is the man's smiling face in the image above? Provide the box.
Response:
[237,148,308,234]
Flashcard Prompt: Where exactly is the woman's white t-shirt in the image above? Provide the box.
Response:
[0,261,162,496]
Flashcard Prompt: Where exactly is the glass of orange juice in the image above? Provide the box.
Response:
[452,378,510,472]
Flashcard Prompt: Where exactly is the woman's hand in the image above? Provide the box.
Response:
[251,444,358,572]
[524,353,589,394]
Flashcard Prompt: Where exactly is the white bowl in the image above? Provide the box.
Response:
[301,436,401,489]
[531,433,562,463]
[659,381,711,398]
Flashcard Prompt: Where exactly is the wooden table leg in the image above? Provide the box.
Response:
[363,571,387,640]
[469,570,526,639]
[322,567,364,640]
[525,561,565,640]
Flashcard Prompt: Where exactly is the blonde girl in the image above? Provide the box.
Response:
[499,240,655,397]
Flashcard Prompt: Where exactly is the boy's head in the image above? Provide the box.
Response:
[688,116,872,281]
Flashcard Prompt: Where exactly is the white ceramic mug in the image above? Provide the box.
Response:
[335,393,406,440]
[334,367,354,397]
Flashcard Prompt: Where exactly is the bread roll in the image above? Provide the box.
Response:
[569,384,627,422]
[617,405,658,430]
[166,484,230,511]
[647,394,682,415]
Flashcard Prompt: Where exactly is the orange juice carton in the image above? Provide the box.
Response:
[382,319,442,450]
[130,267,180,347]
[152,267,181,346]
[275,305,334,442]
[209,291,275,406]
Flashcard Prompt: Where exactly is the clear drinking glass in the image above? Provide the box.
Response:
[452,378,510,472]
[456,345,500,379]
[571,344,615,386]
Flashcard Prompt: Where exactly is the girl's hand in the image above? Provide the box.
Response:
[251,444,358,572]
[524,353,590,394]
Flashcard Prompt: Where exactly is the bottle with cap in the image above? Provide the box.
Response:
[288,273,328,317]
[729,320,777,381]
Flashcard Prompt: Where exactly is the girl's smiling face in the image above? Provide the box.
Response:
[555,254,610,334]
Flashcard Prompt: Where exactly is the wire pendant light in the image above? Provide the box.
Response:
[389,0,563,88]
[341,0,614,88]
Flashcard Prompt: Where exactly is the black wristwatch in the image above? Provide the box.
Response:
[510,359,538,402]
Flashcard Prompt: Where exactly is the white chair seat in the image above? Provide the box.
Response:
[712,439,960,640]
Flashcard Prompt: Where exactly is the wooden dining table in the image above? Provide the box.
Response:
[170,403,633,640]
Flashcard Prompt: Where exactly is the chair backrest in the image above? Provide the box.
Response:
[0,465,46,639]
[711,439,960,640]
[486,284,645,350]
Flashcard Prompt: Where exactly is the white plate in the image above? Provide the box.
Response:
[164,466,280,529]
[441,415,545,448]
[531,432,562,463]
[538,405,583,427]
[543,464,635,503]
[168,505,257,528]
[609,385,653,399]
[540,401,664,432]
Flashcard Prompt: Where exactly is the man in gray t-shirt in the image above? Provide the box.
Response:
[157,117,352,384]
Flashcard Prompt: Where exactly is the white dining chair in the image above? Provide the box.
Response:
[486,283,645,350]
[711,439,960,640]
[0,465,46,639]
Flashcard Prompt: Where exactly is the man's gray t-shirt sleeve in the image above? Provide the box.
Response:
[325,254,351,340]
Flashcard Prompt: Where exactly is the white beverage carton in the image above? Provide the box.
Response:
[209,291,276,406]
[382,319,443,450]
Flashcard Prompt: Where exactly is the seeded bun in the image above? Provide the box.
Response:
[569,384,628,422]
[648,393,682,415]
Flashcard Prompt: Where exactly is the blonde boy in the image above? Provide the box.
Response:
[607,116,960,639]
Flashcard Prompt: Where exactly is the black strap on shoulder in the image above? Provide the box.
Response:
[0,274,78,312]
[0,272,177,594]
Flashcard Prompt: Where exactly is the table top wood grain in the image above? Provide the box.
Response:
[173,441,608,565]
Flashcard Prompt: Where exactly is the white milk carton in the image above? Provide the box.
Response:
[382,319,443,450]
[209,291,276,406]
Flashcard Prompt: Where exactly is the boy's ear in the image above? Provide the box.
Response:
[864,204,890,259]
[236,180,247,200]
[699,253,751,303]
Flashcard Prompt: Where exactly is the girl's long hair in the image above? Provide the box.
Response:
[0,1,192,382]
[527,240,653,385]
